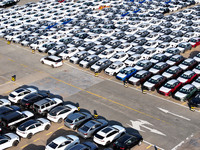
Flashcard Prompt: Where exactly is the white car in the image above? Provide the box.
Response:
[143,40,159,49]
[156,42,171,53]
[0,99,11,106]
[170,37,184,47]
[192,77,200,90]
[16,118,51,139]
[98,48,116,59]
[193,64,200,75]
[193,53,200,62]
[40,56,63,68]
[105,61,125,76]
[93,125,126,146]
[47,104,78,123]
[0,133,20,149]
[115,43,132,53]
[59,47,79,60]
[146,32,160,41]
[8,88,37,103]
[4,31,21,41]
[124,54,142,67]
[110,52,128,62]
[141,48,157,60]
[45,135,80,150]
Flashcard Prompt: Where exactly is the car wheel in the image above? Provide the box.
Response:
[27,133,33,139]
[12,140,19,146]
[72,126,76,130]
[138,140,143,146]
[136,82,140,86]
[58,118,62,124]
[1,121,6,127]
[51,65,55,68]
[45,124,50,130]
[10,125,16,131]
[169,92,172,96]
[106,141,111,146]
[41,61,44,64]
[151,87,155,91]
[42,111,47,116]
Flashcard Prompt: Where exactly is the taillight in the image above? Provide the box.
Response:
[120,147,125,150]
[25,103,30,105]
[39,110,41,112]
[84,133,87,135]
[70,124,73,125]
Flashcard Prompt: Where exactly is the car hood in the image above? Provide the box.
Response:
[192,81,200,88]
[143,81,154,89]
[150,59,159,64]
[179,64,187,70]
[177,77,187,83]
[193,68,200,74]
[162,72,172,78]
[79,60,89,66]
[166,60,175,66]
[149,68,159,74]
[159,86,171,93]
[116,73,126,79]
[129,77,140,83]
[91,64,100,71]
[134,65,143,70]
[174,91,186,100]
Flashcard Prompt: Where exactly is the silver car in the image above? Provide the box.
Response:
[64,112,92,130]
[77,119,108,139]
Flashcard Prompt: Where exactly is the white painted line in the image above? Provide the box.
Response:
[143,140,165,150]
[158,107,191,121]
[171,133,194,150]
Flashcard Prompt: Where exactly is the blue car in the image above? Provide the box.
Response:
[116,67,137,81]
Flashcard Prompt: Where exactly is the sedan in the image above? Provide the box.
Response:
[77,119,108,139]
[193,64,200,75]
[188,93,200,108]
[79,55,100,68]
[128,70,152,86]
[40,56,63,68]
[177,71,198,85]
[158,79,182,96]
[8,88,37,104]
[0,99,11,106]
[166,55,184,66]
[116,67,137,81]
[113,133,143,150]
[149,62,170,75]
[162,66,183,80]
[90,59,112,73]
[174,84,197,101]
[178,58,197,71]
[110,52,129,62]
[177,42,192,53]
[105,61,126,76]
[68,141,98,150]
[64,112,92,130]
[45,135,80,150]
[189,37,200,48]
[0,133,20,149]
[98,49,116,59]
[69,51,89,64]
[0,105,20,120]
[134,60,153,71]
[150,54,168,64]
[164,48,181,58]
[93,125,126,146]
[193,53,200,63]
[192,76,200,90]
[143,75,167,91]
[16,118,51,139]
[47,104,78,123]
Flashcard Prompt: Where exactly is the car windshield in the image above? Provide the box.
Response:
[109,65,117,69]
[65,118,73,123]
[96,61,102,66]
[179,88,190,94]
[101,51,108,55]
[195,77,200,83]
[113,55,120,59]
[196,65,200,70]
[153,56,161,60]
[148,78,158,84]
[120,69,129,74]
[167,68,176,74]
[181,73,191,79]
[144,51,151,54]
[153,65,161,69]
[164,83,175,88]
[128,57,135,61]
[190,39,197,42]
[134,73,143,78]
[84,57,91,62]
[49,142,58,149]
[182,61,190,66]
[179,44,185,48]
[95,133,104,139]
[81,125,90,132]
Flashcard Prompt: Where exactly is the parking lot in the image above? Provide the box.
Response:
[0,0,200,150]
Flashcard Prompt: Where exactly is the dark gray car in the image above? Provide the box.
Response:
[68,142,98,150]
[90,58,112,73]
[64,112,92,130]
[77,119,108,139]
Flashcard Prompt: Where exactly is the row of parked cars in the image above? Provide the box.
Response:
[0,0,19,8]
[0,86,143,150]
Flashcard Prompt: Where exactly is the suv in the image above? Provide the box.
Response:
[1,111,34,130]
[33,98,63,116]
[20,92,50,109]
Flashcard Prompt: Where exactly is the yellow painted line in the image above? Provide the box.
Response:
[146,145,152,149]
[21,64,28,68]
[49,76,171,125]
[21,144,28,149]
[8,58,15,62]
[58,126,64,129]
[34,138,40,142]
[46,132,53,136]
[181,102,187,105]
[4,90,12,94]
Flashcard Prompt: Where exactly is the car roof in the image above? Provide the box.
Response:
[48,55,61,61]
[156,62,166,66]
[123,67,134,71]
[167,79,179,84]
[34,98,51,106]
[112,61,123,65]
[182,84,194,89]
[169,66,179,70]
[137,70,148,75]
[182,70,194,75]
[53,136,70,144]
[183,58,193,62]
[151,75,162,80]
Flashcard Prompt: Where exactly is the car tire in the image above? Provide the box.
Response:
[51,65,55,68]
[42,111,47,116]
[27,133,33,139]
[138,140,142,146]
[136,82,140,86]
[41,61,44,64]
[58,118,62,124]
[1,121,6,127]
[106,141,111,146]
[10,125,16,131]
[169,92,172,96]
[12,140,19,146]
[45,124,50,130]
[151,87,155,91]
[72,126,76,130]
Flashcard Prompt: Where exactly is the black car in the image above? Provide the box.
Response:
[97,36,112,45]
[127,46,145,55]
[20,92,49,109]
[148,25,162,32]
[0,0,18,8]
[160,28,172,35]
[75,32,89,39]
[132,38,147,46]
[0,105,20,120]
[68,142,98,150]
[189,93,200,108]
[113,133,143,150]
[122,34,136,43]
[90,58,112,73]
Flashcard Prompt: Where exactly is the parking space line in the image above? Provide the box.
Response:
[146,145,152,149]
[21,144,28,149]
[20,64,28,68]
[46,132,53,136]
[8,58,15,62]
[34,138,40,142]
[49,76,171,125]
[58,126,64,129]
[182,102,187,105]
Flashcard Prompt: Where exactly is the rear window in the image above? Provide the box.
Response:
[95,133,104,139]
[49,142,58,149]
[9,93,16,98]
[65,118,73,123]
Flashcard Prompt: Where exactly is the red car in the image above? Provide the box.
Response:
[159,79,182,96]
[177,70,198,85]
[189,37,200,48]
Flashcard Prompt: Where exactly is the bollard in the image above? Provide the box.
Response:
[77,107,80,111]
[94,72,99,77]
[32,49,35,54]
[11,75,16,82]
[190,107,195,112]
[7,41,11,45]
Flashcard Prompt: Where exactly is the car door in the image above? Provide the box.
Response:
[107,130,118,142]
[35,122,44,133]
[27,124,37,134]
[0,139,10,149]
[58,141,71,150]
